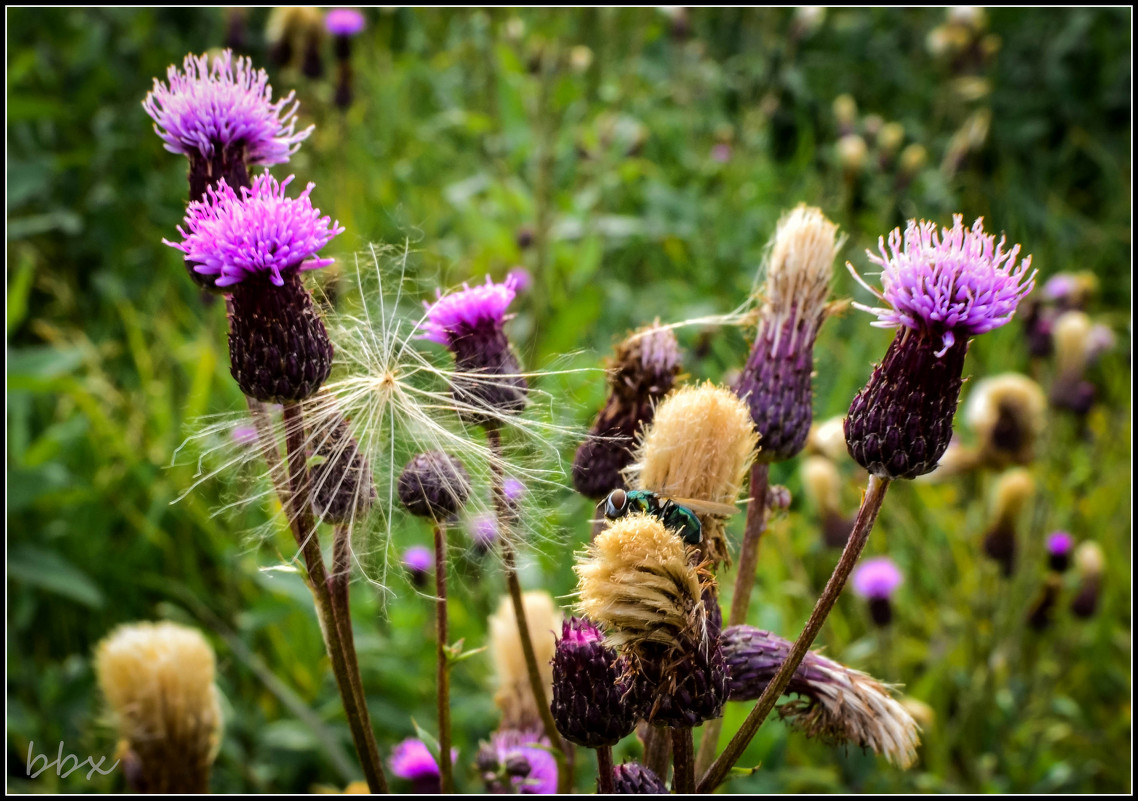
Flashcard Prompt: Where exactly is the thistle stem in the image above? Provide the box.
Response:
[672,728,695,794]
[643,725,671,780]
[697,461,770,773]
[485,426,572,793]
[434,522,454,794]
[281,402,389,794]
[697,474,891,792]
[596,745,615,794]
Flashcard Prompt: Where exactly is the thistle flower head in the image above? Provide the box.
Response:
[476,730,558,795]
[143,49,312,165]
[325,8,366,36]
[575,514,727,726]
[627,382,757,566]
[402,545,433,574]
[760,204,841,348]
[420,274,519,347]
[1052,310,1094,376]
[469,513,499,554]
[165,173,343,288]
[311,412,376,523]
[1074,541,1105,580]
[852,557,903,600]
[397,451,471,520]
[963,373,1046,467]
[551,617,640,748]
[488,592,561,732]
[849,215,1035,358]
[983,468,1034,576]
[611,762,670,794]
[1047,531,1074,573]
[801,456,842,516]
[419,274,528,420]
[722,625,920,768]
[389,738,441,793]
[806,416,849,462]
[95,621,222,793]
[573,322,681,499]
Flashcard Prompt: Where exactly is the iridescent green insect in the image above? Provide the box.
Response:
[601,488,738,545]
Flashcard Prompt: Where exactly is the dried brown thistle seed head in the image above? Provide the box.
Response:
[626,382,758,567]
[488,591,562,732]
[95,621,222,794]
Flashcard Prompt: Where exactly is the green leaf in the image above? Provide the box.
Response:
[8,545,105,608]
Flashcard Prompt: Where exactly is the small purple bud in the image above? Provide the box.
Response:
[1047,531,1074,573]
[403,546,433,588]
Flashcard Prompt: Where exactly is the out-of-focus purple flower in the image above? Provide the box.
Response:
[477,730,557,795]
[403,546,433,587]
[506,267,532,294]
[1047,531,1074,556]
[502,477,526,504]
[390,738,439,790]
[469,513,498,553]
[1042,273,1077,302]
[1047,530,1074,573]
[325,8,366,36]
[164,173,343,288]
[143,49,312,165]
[711,142,732,163]
[852,557,903,600]
[849,215,1036,358]
[420,275,520,347]
[232,425,259,444]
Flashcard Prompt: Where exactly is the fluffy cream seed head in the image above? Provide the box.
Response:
[488,591,562,731]
[801,455,843,515]
[963,372,1046,465]
[991,468,1035,526]
[760,204,842,356]
[95,621,222,793]
[1052,310,1094,377]
[626,382,758,567]
[575,513,709,655]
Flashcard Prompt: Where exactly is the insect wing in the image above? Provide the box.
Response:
[665,496,740,518]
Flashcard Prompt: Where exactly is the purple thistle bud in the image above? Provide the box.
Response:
[550,618,640,748]
[389,738,441,794]
[397,451,471,521]
[402,546,433,588]
[1046,531,1074,573]
[573,323,680,499]
[420,275,528,423]
[143,50,312,199]
[165,173,340,401]
[845,217,1034,480]
[476,730,558,795]
[611,762,670,794]
[735,205,839,463]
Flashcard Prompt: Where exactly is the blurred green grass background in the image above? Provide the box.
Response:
[7,7,1131,793]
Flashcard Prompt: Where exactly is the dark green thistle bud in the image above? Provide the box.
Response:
[573,323,680,499]
[310,414,375,523]
[550,617,640,748]
[398,451,471,520]
[735,205,839,463]
[611,762,669,794]
[845,216,1034,480]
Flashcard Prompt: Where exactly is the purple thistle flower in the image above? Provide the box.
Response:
[231,425,259,444]
[1047,530,1074,573]
[325,8,366,36]
[420,275,528,422]
[469,513,499,554]
[420,274,520,347]
[165,173,343,289]
[502,477,526,504]
[849,215,1036,358]
[506,266,533,294]
[477,730,558,795]
[845,216,1035,480]
[143,49,312,167]
[390,738,439,790]
[403,545,433,588]
[550,617,640,748]
[852,557,903,600]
